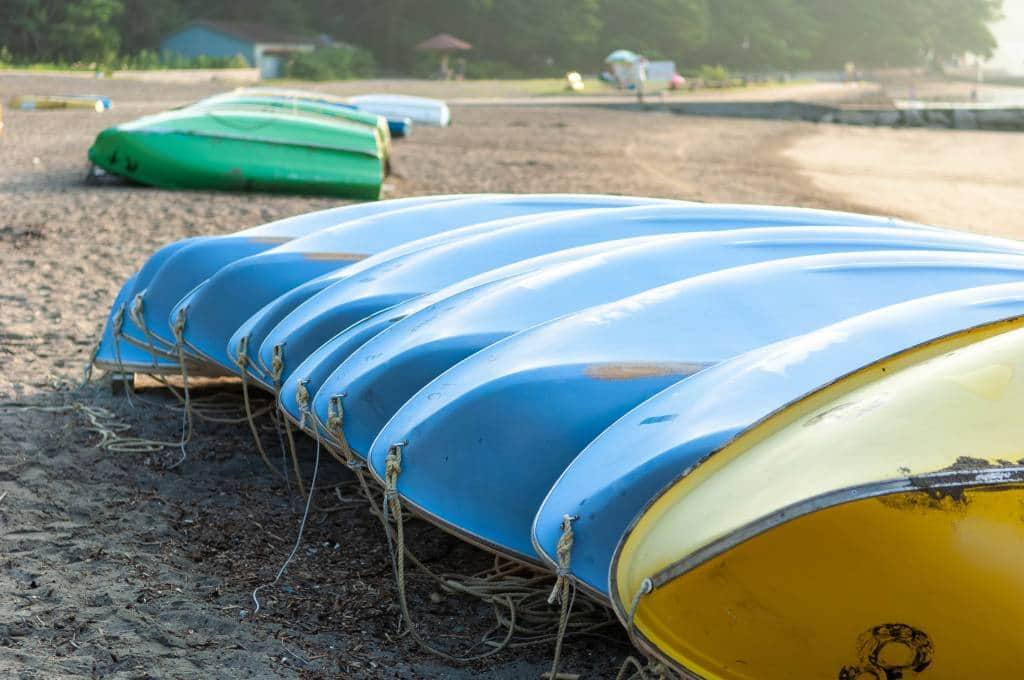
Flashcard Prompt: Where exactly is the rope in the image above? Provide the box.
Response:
[318,405,616,662]
[0,401,178,454]
[78,334,101,388]
[379,442,538,662]
[547,514,579,679]
[269,343,310,499]
[234,335,285,481]
[324,393,358,465]
[168,308,194,469]
[128,293,176,354]
[109,304,136,408]
[252,410,322,614]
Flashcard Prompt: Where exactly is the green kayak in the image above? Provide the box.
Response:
[88,107,383,199]
[191,90,393,164]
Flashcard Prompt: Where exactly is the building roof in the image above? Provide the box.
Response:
[416,33,473,51]
[180,20,314,46]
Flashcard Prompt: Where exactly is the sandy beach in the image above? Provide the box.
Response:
[2,74,1023,679]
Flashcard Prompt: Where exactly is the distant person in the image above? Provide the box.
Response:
[455,58,466,81]
[633,58,647,103]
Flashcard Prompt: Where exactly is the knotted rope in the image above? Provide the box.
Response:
[234,335,285,481]
[380,442,515,662]
[168,307,194,468]
[547,514,579,679]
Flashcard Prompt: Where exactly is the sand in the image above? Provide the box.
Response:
[1,74,1021,679]
[785,124,1024,237]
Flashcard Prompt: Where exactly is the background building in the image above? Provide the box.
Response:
[160,21,314,78]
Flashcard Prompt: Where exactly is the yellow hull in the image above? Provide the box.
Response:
[614,320,1024,679]
[9,95,105,112]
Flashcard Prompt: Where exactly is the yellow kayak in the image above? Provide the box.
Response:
[613,318,1024,680]
[9,94,111,112]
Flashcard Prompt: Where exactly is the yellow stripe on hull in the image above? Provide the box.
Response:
[614,319,1024,679]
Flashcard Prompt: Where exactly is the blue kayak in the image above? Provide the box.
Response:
[363,250,1024,565]
[174,195,675,373]
[214,197,679,380]
[253,204,929,393]
[384,116,412,137]
[277,238,670,433]
[533,282,1024,598]
[93,274,181,373]
[316,225,1024,458]
[109,194,471,365]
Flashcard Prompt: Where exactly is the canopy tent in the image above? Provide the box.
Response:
[416,33,472,79]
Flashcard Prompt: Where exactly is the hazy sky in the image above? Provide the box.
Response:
[990,0,1024,72]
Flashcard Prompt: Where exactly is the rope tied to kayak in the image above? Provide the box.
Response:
[79,331,102,388]
[252,405,322,615]
[128,293,175,354]
[380,441,516,662]
[169,307,194,468]
[547,514,579,680]
[611,579,666,680]
[325,393,361,469]
[271,343,285,387]
[234,334,286,482]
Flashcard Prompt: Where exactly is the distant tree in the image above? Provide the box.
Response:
[600,0,709,59]
[920,0,1002,63]
[690,0,819,69]
[802,0,1002,68]
[117,0,184,55]
[0,0,52,58]
[50,0,125,62]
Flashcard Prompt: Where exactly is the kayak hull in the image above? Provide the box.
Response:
[88,124,383,199]
[364,251,1024,565]
[613,321,1024,680]
[534,283,1024,596]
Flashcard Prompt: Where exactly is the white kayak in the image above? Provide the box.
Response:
[348,94,451,127]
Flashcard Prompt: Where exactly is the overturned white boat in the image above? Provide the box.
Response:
[348,94,451,127]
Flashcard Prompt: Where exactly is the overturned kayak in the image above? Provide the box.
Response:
[313,224,1024,457]
[348,94,450,127]
[174,195,667,373]
[238,204,928,390]
[535,281,1024,597]
[97,195,470,372]
[612,319,1024,680]
[231,87,412,137]
[88,107,384,198]
[364,250,1024,565]
[277,238,664,435]
[189,91,392,166]
[254,204,928,392]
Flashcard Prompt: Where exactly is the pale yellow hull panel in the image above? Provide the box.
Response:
[614,320,1024,679]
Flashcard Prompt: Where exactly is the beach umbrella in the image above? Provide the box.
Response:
[605,49,640,63]
[416,33,472,78]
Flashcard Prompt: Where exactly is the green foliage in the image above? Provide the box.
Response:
[49,0,124,62]
[283,44,376,81]
[600,0,709,59]
[697,64,731,82]
[0,0,1007,73]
